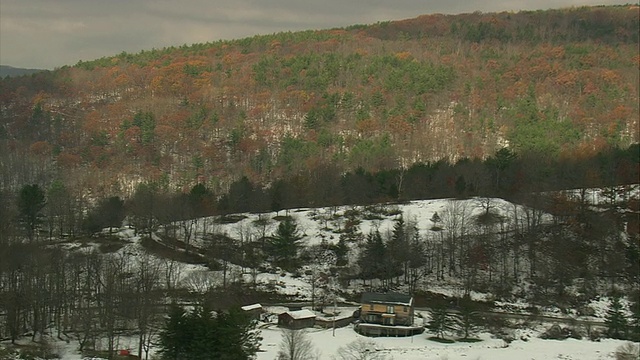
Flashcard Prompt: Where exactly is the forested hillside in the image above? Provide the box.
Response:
[0,5,638,201]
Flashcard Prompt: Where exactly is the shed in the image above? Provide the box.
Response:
[241,303,263,320]
[277,309,316,329]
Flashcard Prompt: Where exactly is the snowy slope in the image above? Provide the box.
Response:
[33,189,636,360]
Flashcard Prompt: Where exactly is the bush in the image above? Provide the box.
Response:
[0,347,17,360]
[588,328,604,342]
[428,336,456,344]
[540,324,582,340]
[615,342,640,360]
[17,341,59,360]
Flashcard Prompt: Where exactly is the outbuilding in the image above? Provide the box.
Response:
[241,303,263,320]
[277,309,316,329]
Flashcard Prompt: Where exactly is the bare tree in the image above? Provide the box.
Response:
[182,269,220,294]
[252,213,273,249]
[160,257,184,291]
[98,253,130,360]
[441,200,472,277]
[133,255,162,359]
[333,339,389,360]
[276,329,319,360]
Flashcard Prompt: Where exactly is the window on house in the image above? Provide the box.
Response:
[387,305,394,314]
[403,306,408,312]
[369,304,374,310]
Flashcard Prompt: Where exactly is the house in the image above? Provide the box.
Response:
[359,292,414,326]
[277,309,316,329]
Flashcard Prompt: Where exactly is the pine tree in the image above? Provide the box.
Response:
[18,184,46,242]
[456,294,481,340]
[158,305,189,360]
[157,305,261,360]
[430,212,442,230]
[605,296,629,340]
[386,216,409,282]
[216,308,262,360]
[335,237,349,266]
[428,301,455,340]
[267,217,304,272]
[407,232,426,293]
[358,229,386,283]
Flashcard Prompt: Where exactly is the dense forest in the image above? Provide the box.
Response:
[0,5,638,200]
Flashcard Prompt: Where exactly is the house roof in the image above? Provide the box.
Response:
[281,309,316,320]
[360,292,413,306]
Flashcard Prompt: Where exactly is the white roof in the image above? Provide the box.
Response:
[286,309,316,320]
[241,303,262,311]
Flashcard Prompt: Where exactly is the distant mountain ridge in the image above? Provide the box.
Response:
[0,65,45,78]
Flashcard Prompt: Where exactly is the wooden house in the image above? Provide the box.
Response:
[359,292,414,326]
[278,309,316,329]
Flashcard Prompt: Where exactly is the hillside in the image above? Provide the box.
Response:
[0,65,45,78]
[0,5,638,198]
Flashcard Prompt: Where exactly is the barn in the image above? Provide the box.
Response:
[277,309,316,329]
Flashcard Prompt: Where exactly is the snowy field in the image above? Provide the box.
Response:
[5,319,631,360]
[3,187,638,359]
[256,324,629,360]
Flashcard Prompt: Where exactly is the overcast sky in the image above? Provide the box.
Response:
[0,0,634,69]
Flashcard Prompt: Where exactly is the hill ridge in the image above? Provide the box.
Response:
[0,5,637,198]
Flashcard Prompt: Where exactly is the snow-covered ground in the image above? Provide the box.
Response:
[256,324,630,360]
[183,197,543,249]
[3,324,632,360]
[4,188,637,359]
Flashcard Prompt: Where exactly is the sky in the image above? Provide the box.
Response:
[0,0,635,70]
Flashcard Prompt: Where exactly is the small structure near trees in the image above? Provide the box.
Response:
[241,303,263,321]
[278,309,317,329]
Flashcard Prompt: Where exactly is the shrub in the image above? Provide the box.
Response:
[540,324,583,340]
[615,342,640,360]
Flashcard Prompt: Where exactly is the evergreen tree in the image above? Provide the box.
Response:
[428,301,455,339]
[407,232,426,292]
[430,212,442,230]
[456,294,481,339]
[605,295,629,340]
[102,196,126,231]
[158,305,189,360]
[128,182,159,237]
[386,216,409,282]
[189,183,214,217]
[358,229,386,283]
[340,210,363,243]
[267,217,304,272]
[336,210,361,267]
[629,299,640,342]
[17,184,46,242]
[334,237,349,266]
[158,304,261,360]
[218,308,262,360]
